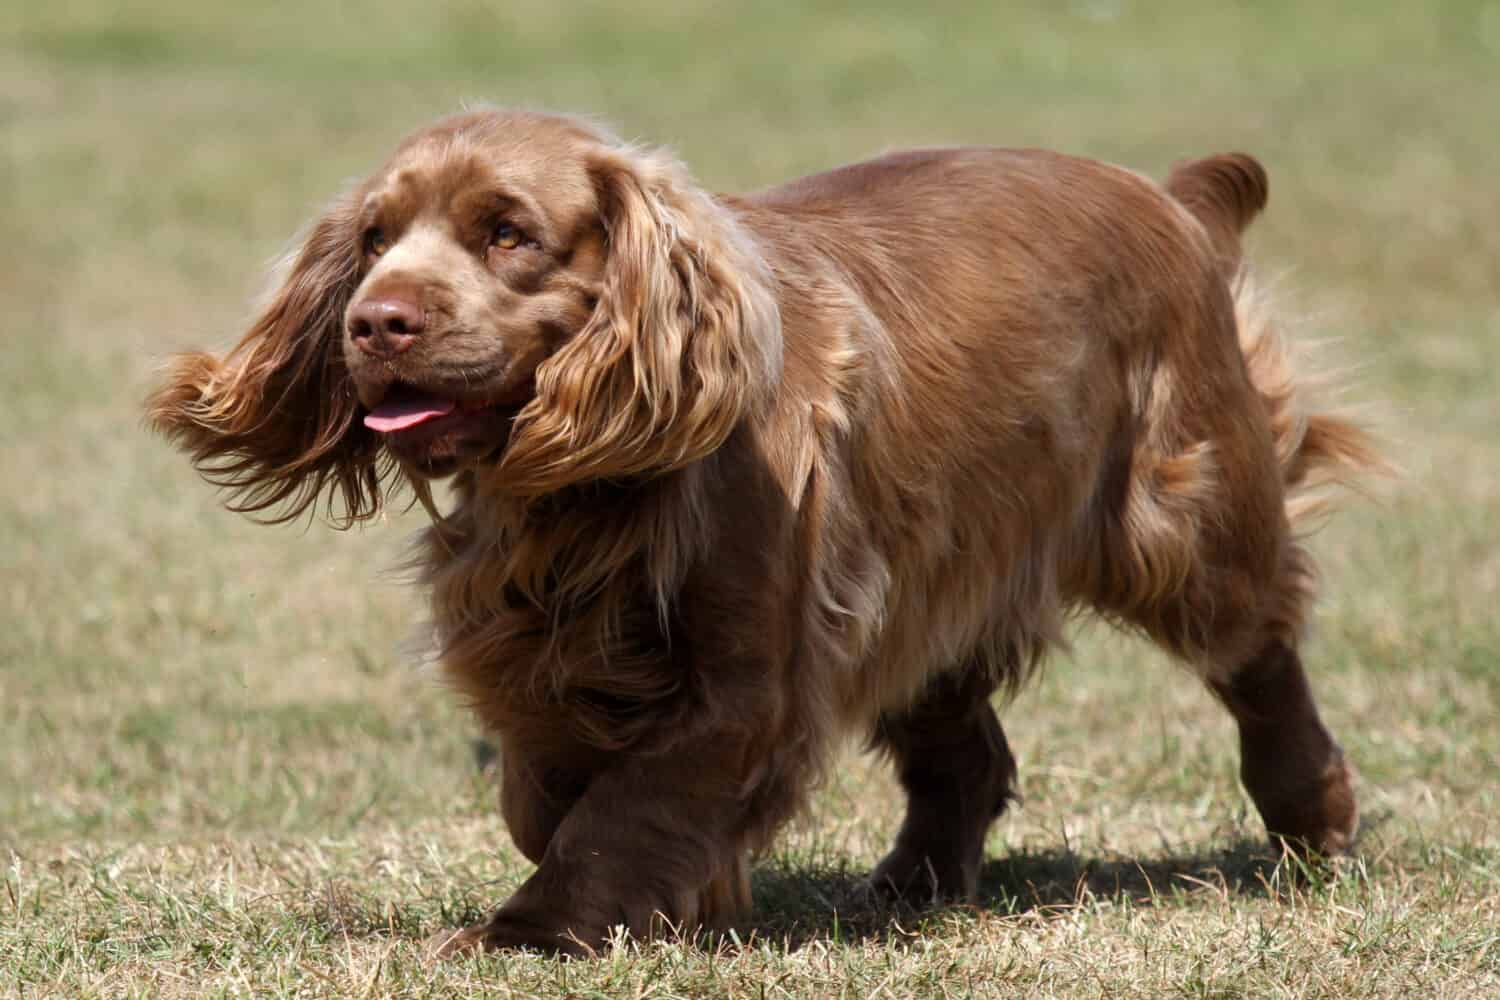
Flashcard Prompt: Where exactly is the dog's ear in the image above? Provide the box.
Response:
[145,194,388,524]
[499,146,781,496]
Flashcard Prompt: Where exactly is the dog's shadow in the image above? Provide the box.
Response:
[741,840,1320,951]
[312,829,1378,954]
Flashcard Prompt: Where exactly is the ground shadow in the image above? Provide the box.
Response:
[741,839,1314,951]
[307,831,1377,953]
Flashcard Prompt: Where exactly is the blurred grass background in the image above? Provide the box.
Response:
[2,2,1498,996]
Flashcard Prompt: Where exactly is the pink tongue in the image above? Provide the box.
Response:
[363,393,455,433]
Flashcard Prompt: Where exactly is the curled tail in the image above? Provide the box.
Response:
[1164,152,1260,271]
[1166,152,1267,272]
[1168,152,1386,525]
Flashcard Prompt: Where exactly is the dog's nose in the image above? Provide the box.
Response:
[347,297,424,357]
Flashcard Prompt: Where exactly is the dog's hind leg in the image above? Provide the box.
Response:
[1208,636,1358,856]
[1122,152,1379,856]
[867,662,1018,903]
[1092,439,1359,857]
[1084,300,1361,856]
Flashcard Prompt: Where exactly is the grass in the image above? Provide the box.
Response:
[3,0,1498,995]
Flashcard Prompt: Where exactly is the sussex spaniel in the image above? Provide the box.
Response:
[147,109,1379,956]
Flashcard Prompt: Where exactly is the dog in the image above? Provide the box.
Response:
[147,109,1379,955]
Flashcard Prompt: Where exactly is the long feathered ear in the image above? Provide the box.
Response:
[145,194,388,525]
[498,146,782,496]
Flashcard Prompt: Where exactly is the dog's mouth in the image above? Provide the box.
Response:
[363,389,465,433]
[363,382,529,478]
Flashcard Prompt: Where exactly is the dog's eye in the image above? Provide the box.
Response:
[364,228,389,258]
[492,223,527,250]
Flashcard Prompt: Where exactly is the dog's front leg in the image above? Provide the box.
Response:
[435,736,761,957]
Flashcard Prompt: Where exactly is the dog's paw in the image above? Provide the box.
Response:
[1256,750,1360,861]
[865,845,977,908]
[426,915,595,959]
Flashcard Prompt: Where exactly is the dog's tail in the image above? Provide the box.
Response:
[1168,154,1387,524]
[1166,153,1267,273]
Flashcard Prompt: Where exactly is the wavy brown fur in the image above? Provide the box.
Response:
[144,197,392,525]
[147,112,1382,956]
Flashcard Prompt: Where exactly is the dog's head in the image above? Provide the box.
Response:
[147,110,780,520]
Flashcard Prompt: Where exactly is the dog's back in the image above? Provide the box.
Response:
[737,147,1369,695]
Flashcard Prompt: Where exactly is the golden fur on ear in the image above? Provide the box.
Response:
[497,147,782,497]
[145,196,389,524]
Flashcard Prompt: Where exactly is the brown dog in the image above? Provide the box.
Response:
[147,109,1379,956]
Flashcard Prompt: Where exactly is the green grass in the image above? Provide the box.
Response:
[3,1,1498,995]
